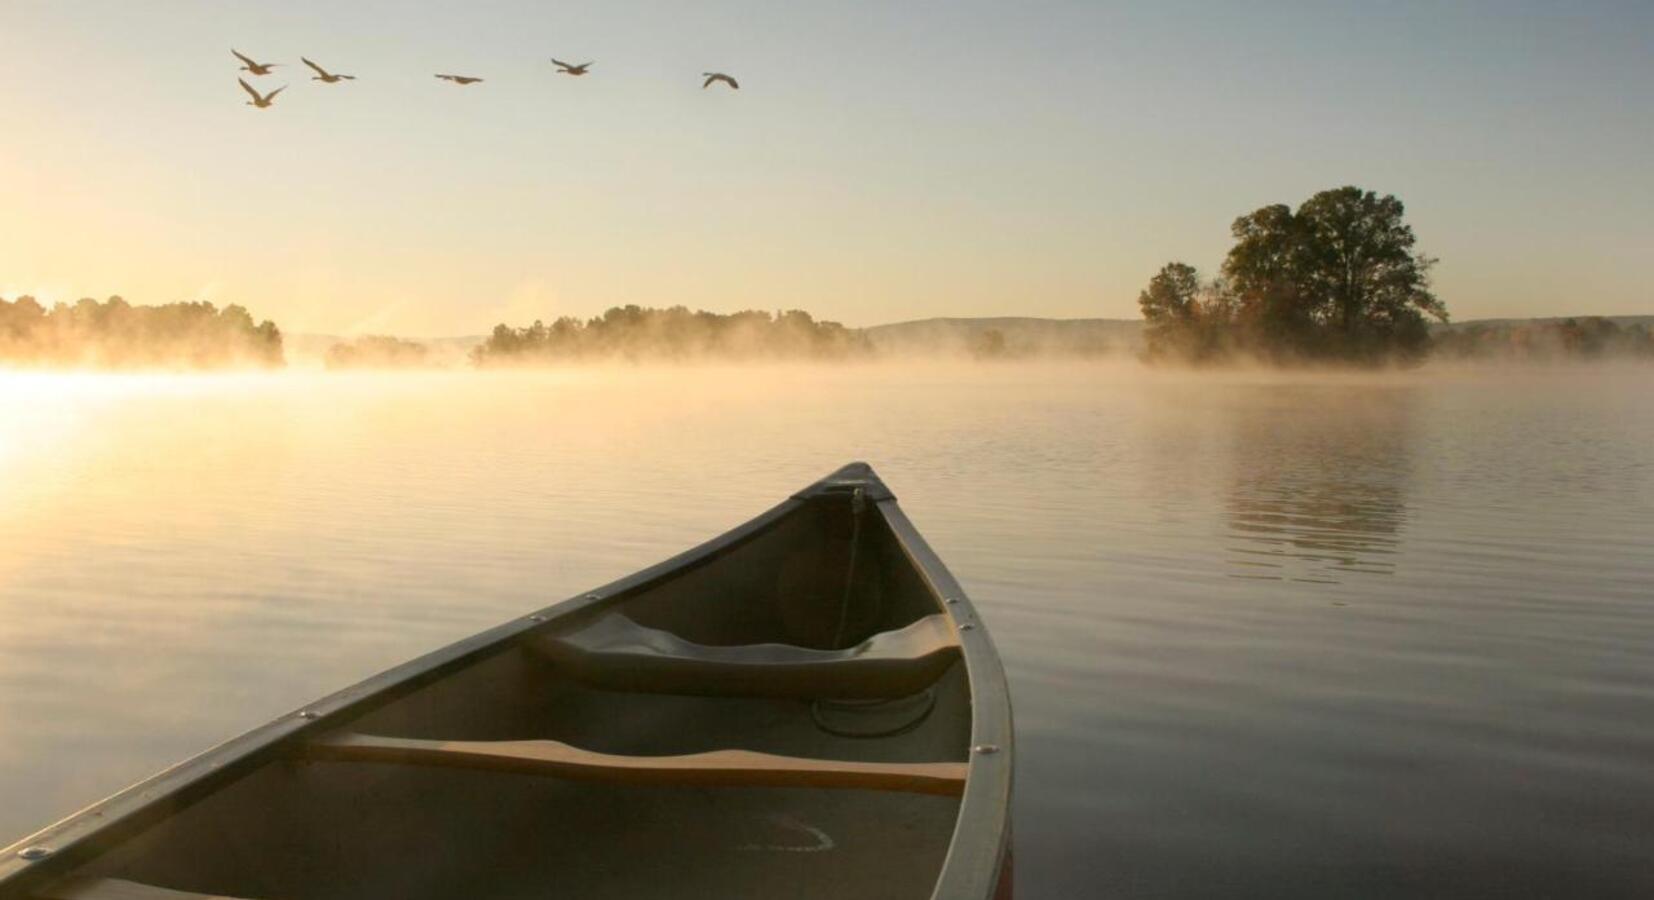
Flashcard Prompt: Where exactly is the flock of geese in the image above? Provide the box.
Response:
[231,49,739,109]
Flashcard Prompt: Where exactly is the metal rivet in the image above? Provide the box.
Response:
[584,594,601,601]
[297,711,319,720]
[973,744,1000,755]
[17,847,52,861]
[958,623,975,631]
[528,614,547,622]
[945,597,960,605]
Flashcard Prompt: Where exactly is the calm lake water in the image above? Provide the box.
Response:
[2,363,1651,897]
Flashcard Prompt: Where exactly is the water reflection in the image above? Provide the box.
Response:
[1225,387,1415,582]
[5,368,1654,898]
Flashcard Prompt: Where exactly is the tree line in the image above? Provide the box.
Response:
[3,268,1643,370]
[0,295,283,369]
[0,298,877,370]
[470,305,871,365]
[324,335,431,369]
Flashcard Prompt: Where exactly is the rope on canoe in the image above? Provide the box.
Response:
[829,486,866,651]
[810,688,938,739]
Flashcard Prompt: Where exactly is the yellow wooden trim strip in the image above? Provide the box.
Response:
[306,732,968,797]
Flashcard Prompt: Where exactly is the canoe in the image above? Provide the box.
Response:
[0,463,1013,900]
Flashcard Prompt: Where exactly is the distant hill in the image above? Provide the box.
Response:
[1438,315,1654,331]
[296,318,1146,363]
[865,314,1653,357]
[283,314,1650,365]
[1431,315,1653,360]
[864,315,1652,358]
[862,317,1142,356]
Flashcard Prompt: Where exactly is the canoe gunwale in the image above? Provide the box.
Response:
[0,462,1014,900]
[877,496,1015,900]
[0,489,799,896]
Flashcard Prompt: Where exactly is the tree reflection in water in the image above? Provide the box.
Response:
[1225,387,1415,582]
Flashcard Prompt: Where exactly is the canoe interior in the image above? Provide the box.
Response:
[38,486,975,900]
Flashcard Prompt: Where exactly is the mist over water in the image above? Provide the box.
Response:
[1,363,1651,897]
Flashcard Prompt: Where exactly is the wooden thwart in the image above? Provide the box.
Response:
[36,877,256,900]
[305,732,968,797]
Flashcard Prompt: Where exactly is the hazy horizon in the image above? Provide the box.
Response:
[4,1,1650,335]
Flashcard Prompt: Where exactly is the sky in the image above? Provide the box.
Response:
[1,0,1649,336]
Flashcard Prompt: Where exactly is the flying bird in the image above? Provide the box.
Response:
[232,49,279,76]
[551,59,592,76]
[435,74,484,85]
[302,57,355,83]
[238,78,285,109]
[701,72,739,90]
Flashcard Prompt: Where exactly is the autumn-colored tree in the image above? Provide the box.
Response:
[1137,262,1233,362]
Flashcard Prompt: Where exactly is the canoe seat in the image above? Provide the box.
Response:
[304,732,967,797]
[525,612,960,699]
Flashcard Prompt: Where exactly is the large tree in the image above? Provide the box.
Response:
[1139,186,1447,363]
[1225,186,1446,359]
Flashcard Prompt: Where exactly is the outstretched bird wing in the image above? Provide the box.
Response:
[551,58,572,69]
[265,85,286,101]
[237,77,262,101]
[231,49,256,67]
[301,57,330,77]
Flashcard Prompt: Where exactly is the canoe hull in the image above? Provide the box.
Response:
[2,463,1013,900]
